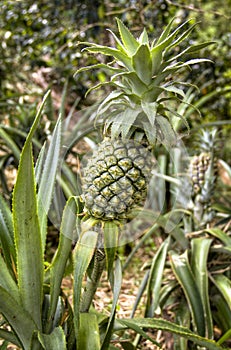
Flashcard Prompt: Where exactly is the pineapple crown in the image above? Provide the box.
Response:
[194,128,220,154]
[76,18,214,146]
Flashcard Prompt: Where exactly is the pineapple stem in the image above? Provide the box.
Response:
[80,248,105,313]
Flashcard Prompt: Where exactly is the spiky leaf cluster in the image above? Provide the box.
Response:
[76,18,214,146]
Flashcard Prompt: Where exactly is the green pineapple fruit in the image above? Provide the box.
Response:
[77,18,213,221]
[82,138,153,220]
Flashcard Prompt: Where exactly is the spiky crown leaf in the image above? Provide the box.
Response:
[75,18,214,146]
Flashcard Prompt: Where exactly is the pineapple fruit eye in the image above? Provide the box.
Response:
[118,158,133,171]
[108,165,124,179]
[126,168,140,182]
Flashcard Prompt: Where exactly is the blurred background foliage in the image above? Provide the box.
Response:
[1,0,231,116]
[0,0,230,196]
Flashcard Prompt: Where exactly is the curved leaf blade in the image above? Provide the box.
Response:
[47,196,79,332]
[212,274,231,309]
[73,229,98,348]
[0,286,38,349]
[0,127,21,161]
[101,258,122,350]
[116,18,139,56]
[0,254,19,302]
[37,327,67,350]
[191,238,213,339]
[12,118,44,330]
[206,228,231,247]
[170,251,206,336]
[37,113,62,250]
[132,44,152,85]
[83,45,132,70]
[0,329,21,348]
[117,318,224,350]
[141,101,158,126]
[103,221,119,279]
[145,236,170,317]
[78,313,100,350]
[0,194,16,271]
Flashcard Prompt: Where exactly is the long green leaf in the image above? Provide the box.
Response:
[217,328,231,346]
[174,299,190,350]
[106,29,127,54]
[0,254,19,302]
[151,20,191,75]
[12,94,50,330]
[170,251,205,336]
[164,58,212,75]
[96,91,124,116]
[73,229,98,349]
[116,18,139,56]
[21,91,50,146]
[191,238,213,339]
[0,286,38,350]
[47,196,78,333]
[120,108,140,140]
[212,294,231,335]
[132,44,152,85]
[84,45,133,70]
[119,319,161,348]
[101,258,122,350]
[35,142,46,185]
[78,313,100,350]
[103,221,119,279]
[37,113,62,250]
[156,115,177,146]
[155,17,175,45]
[167,41,216,63]
[0,127,21,161]
[0,328,21,347]
[75,63,123,77]
[131,270,150,318]
[113,71,147,96]
[0,194,16,271]
[206,228,231,247]
[141,101,158,126]
[145,236,170,317]
[212,274,231,309]
[37,327,67,349]
[138,28,149,44]
[117,318,224,350]
[165,23,198,53]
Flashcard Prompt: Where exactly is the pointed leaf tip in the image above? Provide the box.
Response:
[138,28,149,44]
[132,44,152,85]
[116,17,139,56]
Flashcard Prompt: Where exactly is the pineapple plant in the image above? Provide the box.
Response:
[76,18,213,222]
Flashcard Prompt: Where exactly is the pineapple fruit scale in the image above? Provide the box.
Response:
[76,18,213,221]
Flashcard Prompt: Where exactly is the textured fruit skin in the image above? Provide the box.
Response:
[82,138,153,220]
[190,152,210,194]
